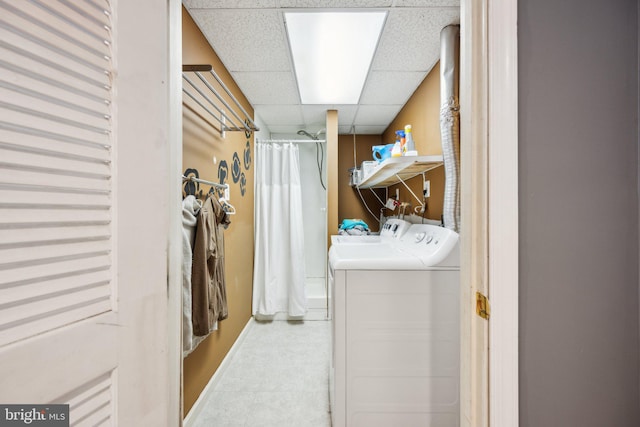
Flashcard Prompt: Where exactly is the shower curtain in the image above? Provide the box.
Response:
[253,141,307,317]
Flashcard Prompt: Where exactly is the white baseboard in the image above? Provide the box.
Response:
[183,317,255,427]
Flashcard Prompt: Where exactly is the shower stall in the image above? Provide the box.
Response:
[253,132,328,320]
[296,136,328,320]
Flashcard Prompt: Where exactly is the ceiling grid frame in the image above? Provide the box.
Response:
[183,0,460,135]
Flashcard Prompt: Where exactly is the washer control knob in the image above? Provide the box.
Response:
[415,232,426,243]
[425,235,434,244]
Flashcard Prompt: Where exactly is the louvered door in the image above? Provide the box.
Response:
[0,1,176,425]
[0,0,114,349]
[0,1,117,424]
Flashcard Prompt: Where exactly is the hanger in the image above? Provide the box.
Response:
[219,197,236,215]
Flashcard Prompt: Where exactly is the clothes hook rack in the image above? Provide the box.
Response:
[182,64,259,138]
[182,174,228,190]
[181,174,236,215]
[182,174,231,202]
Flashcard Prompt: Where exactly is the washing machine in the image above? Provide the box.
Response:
[330,218,411,246]
[328,224,460,427]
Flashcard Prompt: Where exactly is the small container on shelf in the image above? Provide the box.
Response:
[361,161,378,180]
[391,130,404,157]
[403,124,418,156]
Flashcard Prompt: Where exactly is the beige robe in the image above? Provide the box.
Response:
[191,196,230,337]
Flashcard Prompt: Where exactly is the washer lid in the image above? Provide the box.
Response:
[330,235,381,245]
[329,243,424,270]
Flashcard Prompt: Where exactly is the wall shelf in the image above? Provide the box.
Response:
[357,155,444,188]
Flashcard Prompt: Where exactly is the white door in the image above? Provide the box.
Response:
[0,1,179,425]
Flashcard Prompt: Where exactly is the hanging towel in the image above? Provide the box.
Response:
[192,196,231,336]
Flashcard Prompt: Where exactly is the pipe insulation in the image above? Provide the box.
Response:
[439,25,461,232]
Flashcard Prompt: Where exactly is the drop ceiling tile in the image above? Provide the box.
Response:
[184,0,277,8]
[338,125,354,135]
[232,72,299,104]
[277,0,392,7]
[354,105,403,126]
[254,105,303,124]
[300,105,358,126]
[371,8,460,71]
[331,105,359,124]
[394,0,460,6]
[189,9,290,72]
[354,125,388,135]
[300,105,329,126]
[267,125,306,134]
[360,71,427,105]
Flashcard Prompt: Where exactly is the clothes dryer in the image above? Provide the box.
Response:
[328,224,460,427]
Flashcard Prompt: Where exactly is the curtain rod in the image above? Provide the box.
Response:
[257,139,326,144]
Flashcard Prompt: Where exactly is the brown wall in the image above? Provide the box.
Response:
[337,134,384,232]
[382,62,444,222]
[336,64,442,229]
[182,9,254,415]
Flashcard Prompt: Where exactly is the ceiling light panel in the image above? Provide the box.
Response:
[285,11,387,104]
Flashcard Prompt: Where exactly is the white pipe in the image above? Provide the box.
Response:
[440,25,461,232]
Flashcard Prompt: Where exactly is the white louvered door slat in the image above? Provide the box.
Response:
[58,372,115,427]
[0,0,113,347]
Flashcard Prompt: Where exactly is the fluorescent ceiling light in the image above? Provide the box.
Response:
[285,11,386,105]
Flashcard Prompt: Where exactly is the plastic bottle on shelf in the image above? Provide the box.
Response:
[404,124,417,156]
[391,131,403,157]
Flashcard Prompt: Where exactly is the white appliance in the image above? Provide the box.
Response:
[330,218,411,245]
[328,224,460,427]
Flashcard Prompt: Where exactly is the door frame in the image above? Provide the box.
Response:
[165,0,519,425]
[168,0,183,424]
[486,1,519,426]
[460,0,519,426]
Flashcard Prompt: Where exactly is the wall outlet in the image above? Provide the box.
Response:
[385,198,396,210]
[423,180,431,198]
[395,188,400,200]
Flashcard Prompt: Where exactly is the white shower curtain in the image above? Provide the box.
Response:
[253,141,307,317]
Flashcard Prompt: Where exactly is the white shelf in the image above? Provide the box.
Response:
[357,155,444,188]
